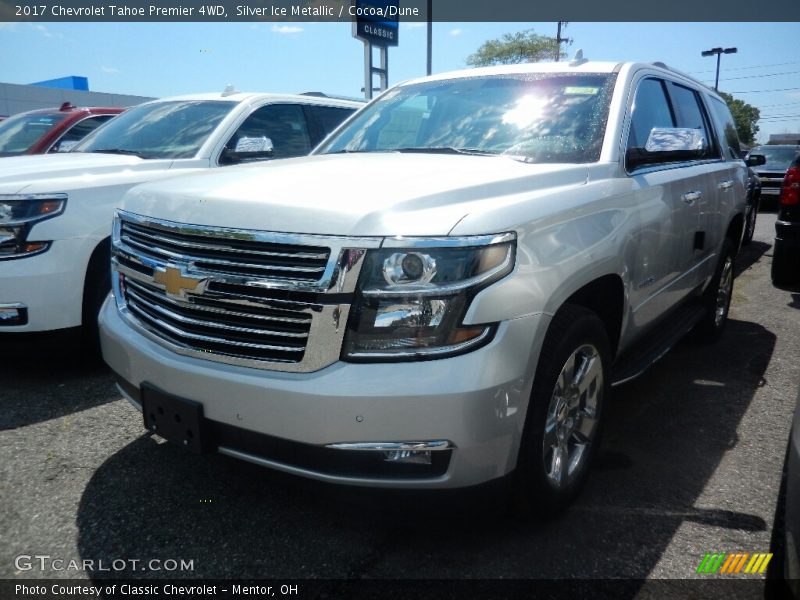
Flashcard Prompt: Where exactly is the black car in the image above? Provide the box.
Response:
[743,164,763,245]
[748,145,800,207]
[772,154,800,285]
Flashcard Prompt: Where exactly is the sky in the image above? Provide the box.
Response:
[0,21,798,143]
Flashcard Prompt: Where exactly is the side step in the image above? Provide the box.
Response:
[610,303,706,387]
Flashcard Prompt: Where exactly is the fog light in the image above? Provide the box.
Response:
[382,449,432,465]
[0,304,28,326]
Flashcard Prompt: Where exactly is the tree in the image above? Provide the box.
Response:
[466,29,564,67]
[718,91,760,147]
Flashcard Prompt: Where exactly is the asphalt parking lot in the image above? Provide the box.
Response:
[1,210,799,595]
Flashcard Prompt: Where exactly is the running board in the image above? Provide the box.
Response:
[610,303,706,387]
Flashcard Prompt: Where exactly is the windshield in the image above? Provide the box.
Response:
[749,145,800,170]
[75,100,235,159]
[318,73,615,163]
[0,112,66,155]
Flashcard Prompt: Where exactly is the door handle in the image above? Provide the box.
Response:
[718,179,734,190]
[681,191,702,205]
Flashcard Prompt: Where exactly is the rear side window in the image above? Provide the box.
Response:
[627,78,674,150]
[709,97,742,160]
[667,83,718,159]
[309,106,354,136]
[50,115,115,153]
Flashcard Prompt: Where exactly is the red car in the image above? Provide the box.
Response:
[0,102,124,156]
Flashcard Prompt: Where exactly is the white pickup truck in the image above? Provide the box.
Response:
[0,91,359,344]
[100,61,758,514]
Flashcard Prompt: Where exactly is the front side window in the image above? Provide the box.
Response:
[627,78,674,151]
[0,112,66,155]
[224,103,311,160]
[318,73,616,164]
[75,101,235,159]
[50,115,116,153]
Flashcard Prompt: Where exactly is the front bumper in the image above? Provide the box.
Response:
[100,297,548,489]
[0,237,94,332]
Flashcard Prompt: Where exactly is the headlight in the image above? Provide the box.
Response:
[343,233,516,360]
[0,194,66,259]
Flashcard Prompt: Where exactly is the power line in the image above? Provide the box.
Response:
[758,101,800,108]
[725,86,800,94]
[720,70,799,81]
[689,60,800,74]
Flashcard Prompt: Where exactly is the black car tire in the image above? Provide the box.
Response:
[514,304,610,518]
[693,238,735,343]
[742,198,759,245]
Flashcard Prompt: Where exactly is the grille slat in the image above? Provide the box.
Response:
[125,287,309,340]
[124,278,311,326]
[120,233,327,278]
[120,220,330,281]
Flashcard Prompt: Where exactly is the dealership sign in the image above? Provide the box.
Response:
[352,0,399,47]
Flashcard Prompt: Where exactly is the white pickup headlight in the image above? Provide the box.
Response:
[0,194,66,259]
[342,233,515,360]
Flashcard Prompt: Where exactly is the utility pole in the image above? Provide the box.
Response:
[701,47,737,91]
[555,21,570,62]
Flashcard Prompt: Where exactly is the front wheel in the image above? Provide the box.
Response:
[514,304,611,517]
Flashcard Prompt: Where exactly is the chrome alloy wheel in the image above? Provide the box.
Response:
[715,254,734,328]
[542,343,603,490]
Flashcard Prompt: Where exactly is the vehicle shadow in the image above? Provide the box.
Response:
[736,240,771,278]
[74,318,775,587]
[0,338,118,431]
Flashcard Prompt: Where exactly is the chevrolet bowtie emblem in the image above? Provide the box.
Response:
[153,266,206,298]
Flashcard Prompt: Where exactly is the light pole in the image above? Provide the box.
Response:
[701,47,737,91]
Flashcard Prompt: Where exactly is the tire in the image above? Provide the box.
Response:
[742,199,758,245]
[514,304,611,517]
[772,239,800,286]
[81,240,111,354]
[693,238,735,343]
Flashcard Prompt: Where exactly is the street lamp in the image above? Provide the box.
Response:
[701,47,737,91]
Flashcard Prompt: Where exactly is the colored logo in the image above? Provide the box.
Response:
[153,266,206,299]
[697,552,773,575]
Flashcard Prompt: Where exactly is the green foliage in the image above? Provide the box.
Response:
[466,29,564,67]
[718,91,760,147]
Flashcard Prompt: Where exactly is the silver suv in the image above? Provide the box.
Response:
[100,61,749,514]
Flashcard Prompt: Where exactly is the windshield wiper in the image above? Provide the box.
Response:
[393,146,497,156]
[325,149,374,155]
[89,148,150,159]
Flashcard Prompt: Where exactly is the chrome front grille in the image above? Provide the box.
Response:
[112,211,380,372]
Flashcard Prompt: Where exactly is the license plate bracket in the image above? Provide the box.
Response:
[142,384,209,454]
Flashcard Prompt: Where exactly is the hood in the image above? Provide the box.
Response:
[0,152,177,194]
[122,153,590,237]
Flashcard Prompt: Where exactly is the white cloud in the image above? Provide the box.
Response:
[32,24,54,38]
[449,28,463,37]
[402,22,426,29]
[101,66,120,75]
[272,25,303,34]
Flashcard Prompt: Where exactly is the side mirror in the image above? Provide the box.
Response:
[627,127,706,170]
[220,136,274,164]
[644,127,706,153]
[745,153,766,167]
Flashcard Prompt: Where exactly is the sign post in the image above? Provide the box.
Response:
[352,0,399,100]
